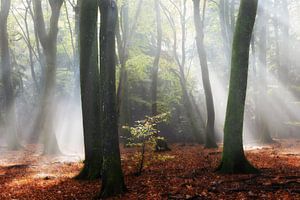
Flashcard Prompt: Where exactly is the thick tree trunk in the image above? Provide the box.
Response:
[0,0,22,150]
[217,0,259,174]
[99,0,126,198]
[193,0,217,148]
[33,0,63,155]
[75,0,102,180]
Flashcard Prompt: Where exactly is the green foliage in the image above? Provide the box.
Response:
[124,112,170,175]
[126,112,170,148]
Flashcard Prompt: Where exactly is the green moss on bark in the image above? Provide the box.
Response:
[217,0,259,174]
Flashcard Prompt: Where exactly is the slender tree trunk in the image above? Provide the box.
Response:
[116,0,131,143]
[99,0,126,198]
[71,0,81,98]
[151,0,162,116]
[217,0,259,174]
[0,0,22,150]
[33,0,63,155]
[219,0,234,67]
[193,0,217,148]
[75,0,102,180]
[256,1,275,144]
[278,0,290,85]
[150,0,170,151]
[116,0,143,144]
[163,0,204,143]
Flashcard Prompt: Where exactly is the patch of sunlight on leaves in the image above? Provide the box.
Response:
[156,155,176,162]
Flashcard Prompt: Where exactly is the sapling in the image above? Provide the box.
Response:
[125,113,169,176]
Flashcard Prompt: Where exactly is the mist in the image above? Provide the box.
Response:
[0,0,300,199]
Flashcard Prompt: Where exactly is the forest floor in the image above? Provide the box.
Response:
[0,139,299,200]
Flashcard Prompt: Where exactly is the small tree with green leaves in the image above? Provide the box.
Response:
[126,113,170,176]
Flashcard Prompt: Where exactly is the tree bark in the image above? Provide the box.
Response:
[256,1,275,144]
[0,0,22,150]
[193,0,217,148]
[217,0,259,174]
[33,0,63,155]
[75,0,102,180]
[161,0,204,143]
[151,0,162,116]
[99,0,126,198]
[278,0,290,85]
[116,0,143,144]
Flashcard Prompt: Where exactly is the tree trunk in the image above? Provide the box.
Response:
[256,1,275,144]
[33,0,63,155]
[217,0,259,174]
[75,0,102,180]
[116,0,143,145]
[278,0,290,85]
[180,77,204,144]
[219,0,234,67]
[151,0,162,116]
[193,0,217,148]
[99,0,126,198]
[72,0,81,98]
[0,0,22,150]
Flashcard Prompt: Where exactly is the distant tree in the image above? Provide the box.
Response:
[76,0,102,180]
[99,0,126,197]
[217,0,259,173]
[32,0,63,154]
[256,1,275,144]
[116,0,143,144]
[161,0,204,144]
[278,0,290,85]
[150,0,170,151]
[151,0,162,118]
[193,0,217,148]
[0,0,22,150]
[219,0,236,67]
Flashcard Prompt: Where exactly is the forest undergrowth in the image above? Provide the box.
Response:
[0,139,299,200]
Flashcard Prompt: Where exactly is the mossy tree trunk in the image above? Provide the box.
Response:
[76,0,102,180]
[217,0,259,174]
[99,0,126,198]
[0,0,22,150]
[193,0,217,148]
[33,0,63,155]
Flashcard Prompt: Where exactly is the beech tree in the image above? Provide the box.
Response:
[256,0,275,144]
[76,0,102,180]
[161,0,204,144]
[32,0,63,154]
[217,0,259,174]
[116,0,143,143]
[193,0,217,148]
[99,0,126,197]
[0,0,22,150]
